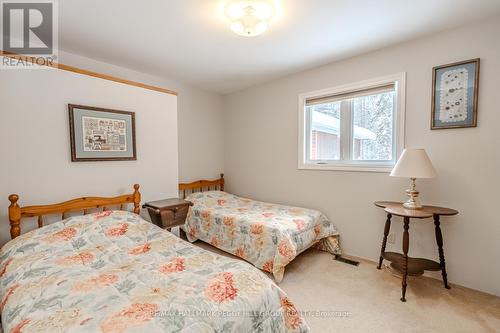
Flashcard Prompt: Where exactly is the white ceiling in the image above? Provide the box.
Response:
[59,0,500,94]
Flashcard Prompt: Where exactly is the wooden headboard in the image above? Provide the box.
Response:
[8,184,141,240]
[179,173,224,199]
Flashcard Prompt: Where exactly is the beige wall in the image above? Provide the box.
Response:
[177,88,224,182]
[57,51,225,183]
[223,17,500,295]
[0,61,178,245]
[0,51,225,245]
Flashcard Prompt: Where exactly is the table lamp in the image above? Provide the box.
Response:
[390,148,437,209]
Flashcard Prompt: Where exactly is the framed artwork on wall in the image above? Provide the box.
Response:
[431,58,480,129]
[68,104,136,162]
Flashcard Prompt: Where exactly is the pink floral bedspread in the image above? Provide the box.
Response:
[184,191,341,282]
[0,211,309,333]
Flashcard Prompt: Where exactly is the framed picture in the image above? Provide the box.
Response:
[431,58,480,129]
[68,104,136,162]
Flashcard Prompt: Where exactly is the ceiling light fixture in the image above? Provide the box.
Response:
[224,0,276,37]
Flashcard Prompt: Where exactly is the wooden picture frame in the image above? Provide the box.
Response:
[431,58,480,130]
[69,104,137,161]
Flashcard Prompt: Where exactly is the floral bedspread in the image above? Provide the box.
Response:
[184,191,341,282]
[0,211,309,333]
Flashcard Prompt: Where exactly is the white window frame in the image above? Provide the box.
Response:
[298,72,406,172]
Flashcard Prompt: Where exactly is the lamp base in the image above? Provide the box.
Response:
[403,199,423,210]
[403,178,423,210]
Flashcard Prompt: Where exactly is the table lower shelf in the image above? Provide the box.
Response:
[383,252,441,276]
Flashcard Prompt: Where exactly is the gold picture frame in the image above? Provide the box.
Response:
[431,58,480,130]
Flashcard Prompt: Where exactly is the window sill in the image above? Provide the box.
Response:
[298,163,394,173]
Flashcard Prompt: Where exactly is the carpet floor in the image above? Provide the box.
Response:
[193,240,500,333]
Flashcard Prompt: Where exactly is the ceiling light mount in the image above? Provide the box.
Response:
[224,0,276,37]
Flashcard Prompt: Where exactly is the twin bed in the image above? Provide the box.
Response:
[179,175,341,282]
[0,178,340,332]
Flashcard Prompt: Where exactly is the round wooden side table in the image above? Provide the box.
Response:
[374,201,458,302]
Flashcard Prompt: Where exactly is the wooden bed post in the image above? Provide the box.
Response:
[6,185,142,240]
[133,184,141,214]
[179,174,225,197]
[8,194,21,239]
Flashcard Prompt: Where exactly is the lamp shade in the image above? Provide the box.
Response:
[390,149,437,178]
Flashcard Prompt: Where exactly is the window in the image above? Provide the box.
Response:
[298,73,405,172]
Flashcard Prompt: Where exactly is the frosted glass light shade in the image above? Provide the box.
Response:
[224,0,275,37]
[390,149,437,179]
[230,16,267,37]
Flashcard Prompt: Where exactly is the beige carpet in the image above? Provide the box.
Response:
[193,240,500,333]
